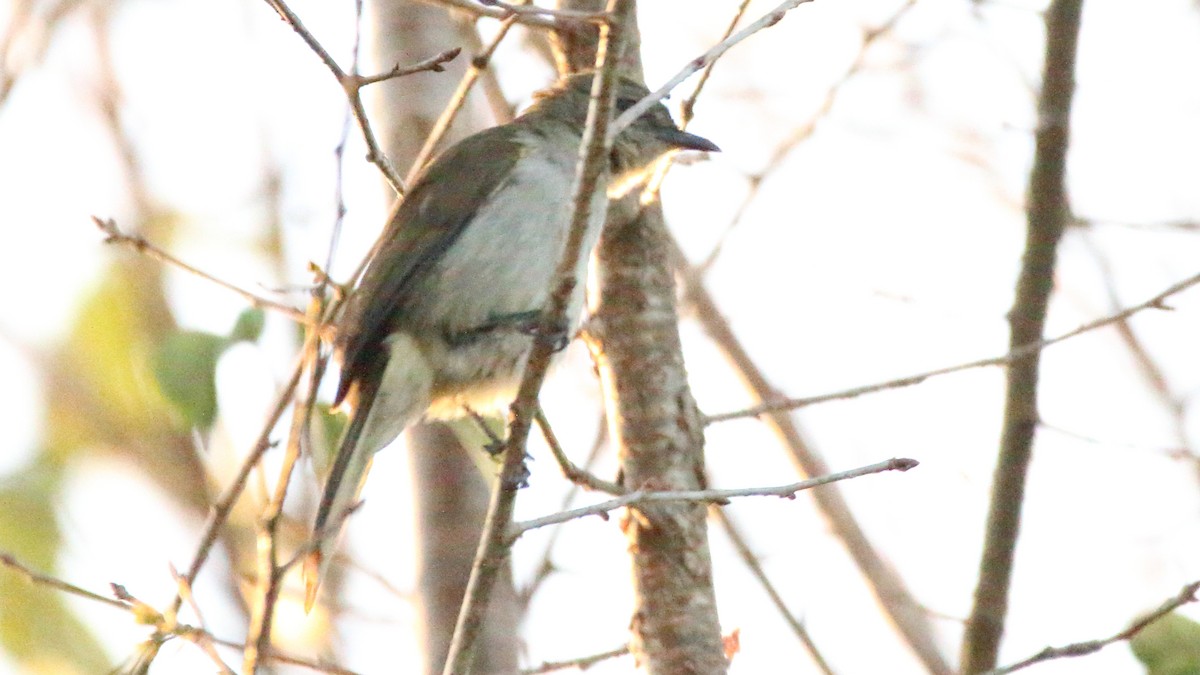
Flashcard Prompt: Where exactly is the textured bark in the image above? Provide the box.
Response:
[960,1,1084,671]
[556,2,727,671]
[592,204,727,674]
[369,3,517,672]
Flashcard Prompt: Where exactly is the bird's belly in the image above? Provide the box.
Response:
[401,147,607,421]
[423,332,532,420]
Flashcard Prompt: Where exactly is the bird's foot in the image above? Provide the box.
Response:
[502,459,532,490]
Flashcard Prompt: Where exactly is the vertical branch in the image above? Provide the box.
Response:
[589,194,728,675]
[556,1,727,671]
[960,1,1085,671]
[440,3,626,671]
[243,300,323,674]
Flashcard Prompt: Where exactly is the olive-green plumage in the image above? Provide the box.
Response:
[305,73,717,608]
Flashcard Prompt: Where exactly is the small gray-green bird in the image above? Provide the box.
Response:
[305,72,718,606]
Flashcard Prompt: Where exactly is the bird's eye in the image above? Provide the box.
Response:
[615,97,639,112]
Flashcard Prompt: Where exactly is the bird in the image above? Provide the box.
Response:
[304,71,718,608]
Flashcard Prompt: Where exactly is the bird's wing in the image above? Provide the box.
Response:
[334,125,527,406]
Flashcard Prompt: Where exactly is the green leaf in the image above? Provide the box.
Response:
[309,403,348,479]
[151,331,227,430]
[1130,612,1200,675]
[229,307,265,343]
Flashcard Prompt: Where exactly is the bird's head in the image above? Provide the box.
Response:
[527,72,718,185]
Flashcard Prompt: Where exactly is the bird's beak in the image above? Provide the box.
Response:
[658,127,720,153]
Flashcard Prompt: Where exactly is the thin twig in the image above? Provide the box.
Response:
[510,458,918,538]
[0,553,130,611]
[518,644,630,674]
[0,0,83,109]
[346,47,462,88]
[609,0,814,140]
[706,268,1200,424]
[517,415,609,610]
[404,14,520,185]
[711,506,836,674]
[417,0,603,26]
[168,356,305,618]
[93,217,307,323]
[481,0,608,21]
[534,407,623,495]
[693,0,918,276]
[640,0,751,200]
[244,300,323,672]
[987,581,1200,675]
[440,6,627,671]
[1,554,346,673]
[261,0,460,195]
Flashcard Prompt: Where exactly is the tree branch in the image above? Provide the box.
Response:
[609,0,816,140]
[987,581,1200,675]
[439,4,627,670]
[706,267,1198,424]
[260,0,462,195]
[509,458,917,538]
[93,217,307,323]
[961,1,1085,669]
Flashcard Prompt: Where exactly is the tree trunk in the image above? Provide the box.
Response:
[555,1,728,671]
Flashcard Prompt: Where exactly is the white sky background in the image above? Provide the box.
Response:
[3,0,1200,673]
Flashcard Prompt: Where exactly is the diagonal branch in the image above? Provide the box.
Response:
[260,0,462,195]
[987,581,1200,675]
[705,267,1199,424]
[670,236,953,674]
[609,0,816,140]
[93,217,307,323]
[711,506,836,674]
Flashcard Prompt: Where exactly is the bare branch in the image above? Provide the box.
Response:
[260,0,462,195]
[693,0,918,275]
[519,645,630,673]
[711,506,836,674]
[517,414,609,610]
[346,47,462,88]
[706,268,1200,424]
[609,0,815,140]
[404,15,520,185]
[93,217,307,323]
[417,0,605,27]
[1,554,349,673]
[478,0,609,22]
[0,553,130,611]
[0,0,84,109]
[987,581,1200,675]
[168,356,305,618]
[509,458,918,538]
[535,407,623,495]
[244,303,323,672]
[440,3,629,671]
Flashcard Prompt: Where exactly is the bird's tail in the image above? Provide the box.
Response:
[305,334,432,611]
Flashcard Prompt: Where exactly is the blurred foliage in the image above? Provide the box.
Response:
[0,254,227,671]
[152,308,265,430]
[0,462,111,674]
[1131,612,1200,675]
[309,402,349,480]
